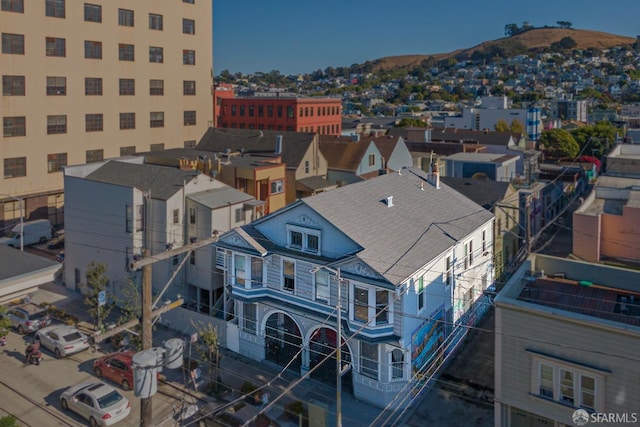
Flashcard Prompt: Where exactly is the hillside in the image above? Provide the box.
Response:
[371,28,636,71]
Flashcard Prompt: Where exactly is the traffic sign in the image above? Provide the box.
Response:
[98,290,106,306]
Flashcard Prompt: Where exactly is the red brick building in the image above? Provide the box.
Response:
[214,85,342,135]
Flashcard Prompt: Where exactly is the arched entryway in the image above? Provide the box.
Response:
[264,312,302,371]
[308,327,353,395]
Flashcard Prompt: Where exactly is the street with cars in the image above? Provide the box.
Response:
[0,326,182,427]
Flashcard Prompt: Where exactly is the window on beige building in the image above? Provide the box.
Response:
[47,153,67,173]
[182,18,195,34]
[149,13,163,30]
[120,146,136,156]
[183,49,195,65]
[2,75,24,95]
[1,0,23,13]
[84,41,102,59]
[119,79,135,95]
[184,111,196,126]
[150,79,163,95]
[2,33,24,54]
[3,116,26,137]
[119,112,135,130]
[46,76,66,95]
[4,157,26,178]
[47,115,66,134]
[149,46,163,63]
[86,149,103,163]
[85,113,103,132]
[46,37,65,57]
[84,77,102,95]
[118,8,133,26]
[45,0,64,18]
[150,112,164,128]
[84,3,101,23]
[183,80,195,95]
[119,43,134,61]
[150,143,164,152]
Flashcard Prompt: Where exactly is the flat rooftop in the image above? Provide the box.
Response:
[518,276,640,327]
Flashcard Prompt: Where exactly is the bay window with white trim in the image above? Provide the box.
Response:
[359,341,379,380]
[314,269,330,303]
[351,284,391,326]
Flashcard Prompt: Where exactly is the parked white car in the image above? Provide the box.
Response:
[35,324,90,358]
[60,382,131,427]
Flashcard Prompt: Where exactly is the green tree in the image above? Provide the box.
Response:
[191,321,221,391]
[495,119,509,132]
[510,119,525,134]
[0,416,18,427]
[570,121,617,157]
[0,306,10,338]
[396,118,428,127]
[82,262,113,332]
[540,129,580,159]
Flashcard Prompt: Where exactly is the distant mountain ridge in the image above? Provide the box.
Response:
[370,28,637,71]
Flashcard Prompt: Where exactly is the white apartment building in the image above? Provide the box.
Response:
[1,0,213,229]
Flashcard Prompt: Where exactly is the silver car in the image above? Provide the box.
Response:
[7,303,51,334]
[35,324,90,357]
[60,382,131,427]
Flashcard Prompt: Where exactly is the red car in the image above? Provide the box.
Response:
[93,351,137,391]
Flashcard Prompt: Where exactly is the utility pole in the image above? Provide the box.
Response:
[140,248,153,426]
[127,235,219,426]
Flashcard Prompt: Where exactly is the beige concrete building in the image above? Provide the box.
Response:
[495,254,640,427]
[1,0,213,228]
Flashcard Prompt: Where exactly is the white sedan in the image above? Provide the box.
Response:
[60,381,131,426]
[35,324,90,358]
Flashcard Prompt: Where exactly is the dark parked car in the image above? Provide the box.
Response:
[47,234,64,249]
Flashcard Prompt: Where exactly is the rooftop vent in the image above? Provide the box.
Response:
[384,196,394,207]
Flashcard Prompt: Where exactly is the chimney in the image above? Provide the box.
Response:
[275,135,283,154]
[384,196,394,207]
[427,152,440,189]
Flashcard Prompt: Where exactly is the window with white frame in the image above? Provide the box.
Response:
[482,230,486,253]
[270,179,283,194]
[531,355,602,412]
[445,255,452,287]
[251,257,263,287]
[354,287,368,322]
[234,255,245,286]
[468,240,474,266]
[314,269,330,303]
[376,290,389,324]
[235,207,243,223]
[286,225,320,254]
[391,349,404,379]
[243,303,256,335]
[172,209,179,224]
[282,260,295,292]
[417,277,425,311]
[360,341,378,379]
[189,207,196,224]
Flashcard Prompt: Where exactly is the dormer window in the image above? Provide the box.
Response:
[286,225,320,254]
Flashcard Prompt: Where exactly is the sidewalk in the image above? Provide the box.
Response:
[29,281,382,427]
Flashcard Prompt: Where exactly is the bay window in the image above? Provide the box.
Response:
[360,342,378,379]
[234,255,245,286]
[354,287,368,322]
[283,260,295,292]
[314,269,329,303]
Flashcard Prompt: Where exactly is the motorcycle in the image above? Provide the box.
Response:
[25,343,44,366]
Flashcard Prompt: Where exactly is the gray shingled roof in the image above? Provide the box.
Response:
[196,128,315,169]
[0,246,59,281]
[85,161,200,200]
[303,167,494,285]
[440,177,510,210]
[188,186,254,209]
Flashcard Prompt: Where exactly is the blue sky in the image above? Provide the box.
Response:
[213,0,639,76]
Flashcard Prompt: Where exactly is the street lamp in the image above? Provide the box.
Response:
[310,265,344,427]
[1,195,24,251]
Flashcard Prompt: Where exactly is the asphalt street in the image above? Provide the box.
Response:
[0,326,181,427]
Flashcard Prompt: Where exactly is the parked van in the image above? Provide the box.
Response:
[0,219,52,247]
